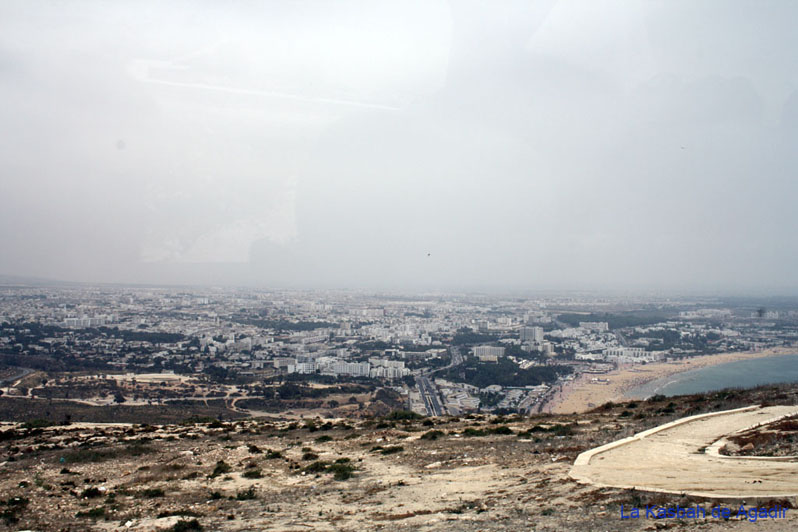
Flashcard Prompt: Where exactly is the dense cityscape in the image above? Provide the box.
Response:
[2,284,796,421]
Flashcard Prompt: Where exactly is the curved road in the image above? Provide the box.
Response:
[1,367,34,386]
[571,405,798,498]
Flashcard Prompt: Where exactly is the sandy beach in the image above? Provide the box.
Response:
[548,345,798,414]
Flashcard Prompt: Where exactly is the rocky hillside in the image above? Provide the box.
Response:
[0,387,797,531]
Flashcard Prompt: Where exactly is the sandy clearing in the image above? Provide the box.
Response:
[570,405,798,498]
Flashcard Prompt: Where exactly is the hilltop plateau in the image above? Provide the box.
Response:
[1,385,797,531]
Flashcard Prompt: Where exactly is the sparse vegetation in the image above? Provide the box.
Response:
[209,460,232,478]
[76,506,105,518]
[301,459,356,480]
[420,429,445,440]
[235,486,257,500]
[80,487,103,498]
[379,445,404,455]
[62,442,153,463]
[169,519,203,532]
[1,383,797,530]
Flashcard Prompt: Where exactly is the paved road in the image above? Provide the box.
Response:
[614,330,629,347]
[0,367,34,386]
[417,374,444,417]
[429,346,463,377]
[571,405,798,497]
[418,347,464,416]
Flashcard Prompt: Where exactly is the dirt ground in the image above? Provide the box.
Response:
[1,394,798,531]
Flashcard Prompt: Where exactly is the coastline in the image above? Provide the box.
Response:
[547,345,797,414]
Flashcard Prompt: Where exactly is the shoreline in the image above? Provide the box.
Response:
[547,345,797,414]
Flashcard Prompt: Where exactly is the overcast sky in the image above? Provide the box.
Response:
[1,1,797,293]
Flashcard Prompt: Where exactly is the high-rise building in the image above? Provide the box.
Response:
[520,326,544,343]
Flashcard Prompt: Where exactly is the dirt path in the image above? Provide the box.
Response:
[571,405,798,497]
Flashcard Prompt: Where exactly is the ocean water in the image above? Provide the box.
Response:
[626,354,798,399]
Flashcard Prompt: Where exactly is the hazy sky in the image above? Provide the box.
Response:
[2,1,797,292]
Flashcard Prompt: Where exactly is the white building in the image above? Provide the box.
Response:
[370,366,409,379]
[473,345,505,362]
[369,358,406,369]
[273,357,296,369]
[603,347,662,364]
[63,315,115,328]
[579,321,609,332]
[520,326,544,343]
[327,361,371,377]
[288,361,316,374]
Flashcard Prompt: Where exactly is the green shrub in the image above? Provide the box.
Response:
[548,424,574,436]
[1,496,28,525]
[380,446,404,455]
[169,519,203,532]
[300,460,356,480]
[62,443,153,464]
[385,410,422,421]
[235,486,257,500]
[328,463,356,481]
[22,419,54,429]
[4,497,28,507]
[302,461,330,474]
[209,461,232,478]
[81,487,103,498]
[421,430,444,441]
[242,469,262,479]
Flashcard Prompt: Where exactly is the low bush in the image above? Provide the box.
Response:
[242,469,262,479]
[380,446,404,455]
[235,486,257,500]
[421,430,445,441]
[169,519,203,532]
[209,461,231,478]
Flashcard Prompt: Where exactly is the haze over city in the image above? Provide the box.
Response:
[4,3,798,530]
[2,0,798,292]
